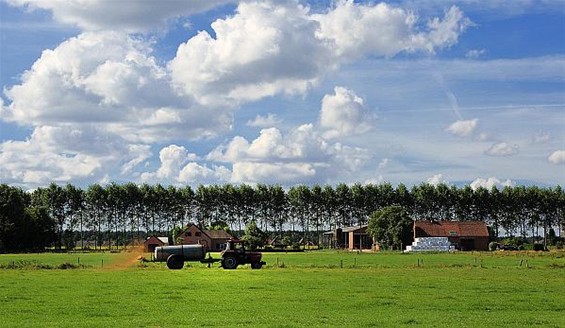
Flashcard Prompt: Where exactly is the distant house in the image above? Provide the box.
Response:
[323,225,373,250]
[413,221,490,251]
[176,224,233,251]
[144,236,169,252]
[75,240,97,249]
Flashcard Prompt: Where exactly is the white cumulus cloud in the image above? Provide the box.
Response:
[246,113,282,128]
[5,0,234,32]
[178,163,231,184]
[141,145,229,184]
[427,174,449,186]
[155,145,198,179]
[320,86,376,139]
[470,177,515,190]
[484,142,519,157]
[548,150,565,165]
[0,125,151,186]
[2,31,232,142]
[169,1,331,106]
[445,119,478,137]
[207,123,369,184]
[313,2,470,58]
[169,1,470,106]
[232,162,316,184]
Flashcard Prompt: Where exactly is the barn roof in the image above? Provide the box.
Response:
[414,221,489,237]
[176,223,233,240]
[144,236,169,245]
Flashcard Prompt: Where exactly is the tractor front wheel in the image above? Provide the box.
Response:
[166,254,184,270]
[251,262,263,269]
[222,256,238,269]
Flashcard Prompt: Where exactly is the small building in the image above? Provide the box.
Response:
[75,240,97,249]
[413,221,490,251]
[176,224,233,251]
[144,236,169,252]
[322,225,373,250]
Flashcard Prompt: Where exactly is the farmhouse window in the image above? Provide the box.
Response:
[195,232,201,236]
[185,232,192,237]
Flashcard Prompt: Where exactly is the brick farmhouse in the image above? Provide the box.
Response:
[176,224,233,251]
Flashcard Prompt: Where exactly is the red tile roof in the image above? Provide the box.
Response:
[177,223,233,240]
[144,235,168,245]
[203,229,233,239]
[414,221,489,237]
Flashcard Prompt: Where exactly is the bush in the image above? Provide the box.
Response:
[554,241,563,250]
[500,237,522,246]
[533,243,547,251]
[521,244,533,251]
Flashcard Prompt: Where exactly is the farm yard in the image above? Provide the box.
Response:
[1,251,563,327]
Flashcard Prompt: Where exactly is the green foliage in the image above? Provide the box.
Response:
[500,237,523,246]
[0,185,56,252]
[367,205,412,250]
[241,220,265,250]
[281,235,292,246]
[171,226,183,244]
[207,220,231,233]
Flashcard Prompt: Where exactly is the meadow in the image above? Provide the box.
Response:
[0,251,563,327]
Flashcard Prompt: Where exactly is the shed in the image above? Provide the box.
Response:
[413,221,490,251]
[322,225,372,250]
[144,236,169,252]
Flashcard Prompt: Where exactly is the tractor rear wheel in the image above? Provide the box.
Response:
[222,256,238,269]
[166,254,184,270]
[251,262,263,269]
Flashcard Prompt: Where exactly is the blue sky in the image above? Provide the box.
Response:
[0,0,564,189]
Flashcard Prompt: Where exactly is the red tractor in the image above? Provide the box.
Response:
[221,239,265,270]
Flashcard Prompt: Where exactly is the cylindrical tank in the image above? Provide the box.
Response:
[154,244,206,262]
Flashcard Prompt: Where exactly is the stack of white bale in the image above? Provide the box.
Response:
[404,237,456,252]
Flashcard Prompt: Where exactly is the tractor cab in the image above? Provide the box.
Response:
[224,239,245,253]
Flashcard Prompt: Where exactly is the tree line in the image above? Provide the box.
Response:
[0,182,563,252]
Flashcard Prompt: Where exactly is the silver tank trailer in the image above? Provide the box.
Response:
[154,244,206,262]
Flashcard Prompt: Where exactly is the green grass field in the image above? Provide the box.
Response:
[1,251,563,327]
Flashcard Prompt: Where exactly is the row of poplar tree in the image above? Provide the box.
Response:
[0,182,563,252]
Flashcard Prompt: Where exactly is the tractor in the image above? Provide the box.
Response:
[154,239,265,270]
[221,239,265,269]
